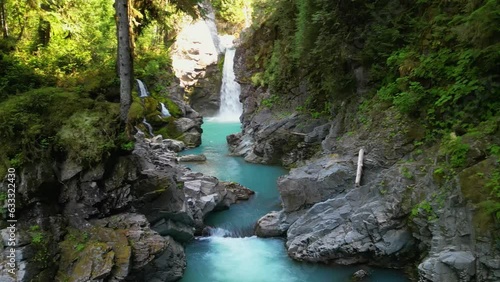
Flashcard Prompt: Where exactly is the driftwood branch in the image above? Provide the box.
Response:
[355,149,364,186]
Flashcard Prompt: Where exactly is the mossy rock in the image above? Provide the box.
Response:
[0,87,118,176]
[458,157,500,233]
[156,117,182,139]
[128,101,145,123]
[154,96,182,118]
[57,227,131,281]
[57,107,119,165]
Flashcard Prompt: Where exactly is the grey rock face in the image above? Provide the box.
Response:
[270,156,420,267]
[419,250,476,282]
[162,139,186,152]
[135,236,186,282]
[278,156,353,212]
[190,63,222,116]
[174,118,197,133]
[0,126,253,282]
[254,211,286,237]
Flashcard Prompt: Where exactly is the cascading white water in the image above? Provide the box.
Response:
[160,102,171,117]
[136,79,149,98]
[215,48,243,122]
[142,118,154,137]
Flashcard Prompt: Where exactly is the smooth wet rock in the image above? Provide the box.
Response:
[178,154,207,162]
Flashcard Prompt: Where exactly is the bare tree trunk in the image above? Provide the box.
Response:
[115,0,132,123]
[0,0,8,38]
[355,149,364,186]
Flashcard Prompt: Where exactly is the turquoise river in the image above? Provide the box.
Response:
[178,120,410,282]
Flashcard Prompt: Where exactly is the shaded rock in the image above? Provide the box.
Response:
[133,236,186,282]
[352,269,369,281]
[80,163,105,182]
[179,129,202,147]
[104,156,139,192]
[162,139,186,152]
[178,154,207,162]
[190,63,222,116]
[58,159,83,181]
[174,118,197,133]
[17,162,58,207]
[151,219,195,242]
[226,132,241,148]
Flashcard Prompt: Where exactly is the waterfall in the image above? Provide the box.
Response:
[136,79,149,98]
[215,48,243,122]
[142,118,154,137]
[160,102,171,117]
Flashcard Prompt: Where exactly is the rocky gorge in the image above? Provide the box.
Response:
[0,127,253,281]
[230,27,500,281]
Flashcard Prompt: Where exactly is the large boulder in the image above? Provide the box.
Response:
[419,250,476,282]
[278,156,353,212]
[254,211,285,237]
[131,236,186,282]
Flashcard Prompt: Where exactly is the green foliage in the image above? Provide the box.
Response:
[163,98,182,118]
[211,0,249,34]
[250,72,265,87]
[57,109,119,164]
[439,135,470,168]
[29,225,43,244]
[411,200,437,221]
[0,88,92,166]
[75,243,86,252]
[261,94,279,108]
[0,52,45,97]
[376,0,500,138]
[401,166,414,180]
[486,170,500,199]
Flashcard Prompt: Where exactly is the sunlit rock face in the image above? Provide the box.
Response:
[170,13,226,116]
[171,19,219,89]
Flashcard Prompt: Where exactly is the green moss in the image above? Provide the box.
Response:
[439,135,470,168]
[163,98,182,118]
[128,101,145,123]
[156,117,182,139]
[0,87,100,173]
[57,107,119,164]
[459,158,500,232]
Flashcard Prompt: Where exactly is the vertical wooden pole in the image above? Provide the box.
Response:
[355,149,364,186]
